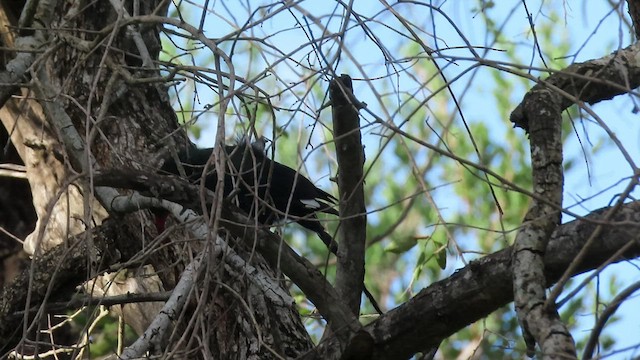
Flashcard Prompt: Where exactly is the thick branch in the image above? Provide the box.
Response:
[121,254,203,359]
[93,169,362,339]
[512,89,574,358]
[0,219,140,354]
[330,74,368,317]
[510,42,640,132]
[508,35,640,360]
[308,201,640,360]
[628,0,640,39]
[6,175,640,359]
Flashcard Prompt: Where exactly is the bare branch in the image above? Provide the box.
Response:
[331,74,368,318]
[512,88,574,358]
[511,42,640,133]
[93,168,362,340]
[308,201,640,359]
[0,219,140,354]
[120,253,204,358]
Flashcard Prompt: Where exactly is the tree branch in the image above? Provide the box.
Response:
[330,74,368,318]
[508,37,640,359]
[120,253,204,359]
[92,169,362,340]
[0,219,140,354]
[512,88,574,358]
[308,201,640,360]
[5,178,640,359]
[510,41,640,133]
[627,0,640,39]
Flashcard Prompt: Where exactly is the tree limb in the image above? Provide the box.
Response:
[508,37,640,359]
[92,169,362,341]
[0,218,140,355]
[308,201,640,360]
[120,252,204,359]
[510,42,640,133]
[4,176,640,359]
[512,88,574,358]
[627,0,640,39]
[330,74,368,318]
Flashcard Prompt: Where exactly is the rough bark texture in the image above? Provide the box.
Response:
[4,198,640,359]
[0,0,107,256]
[1,1,640,360]
[628,0,640,39]
[508,20,640,360]
[331,75,367,316]
[510,41,640,133]
[0,0,313,358]
[0,218,141,354]
[511,89,574,358]
[308,201,640,360]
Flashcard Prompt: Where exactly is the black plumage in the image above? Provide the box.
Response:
[160,140,338,250]
[160,140,384,315]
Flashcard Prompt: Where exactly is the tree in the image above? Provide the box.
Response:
[0,1,639,359]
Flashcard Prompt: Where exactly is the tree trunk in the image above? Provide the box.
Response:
[0,0,312,358]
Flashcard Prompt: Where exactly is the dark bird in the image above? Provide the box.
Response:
[158,138,384,315]
[158,139,338,251]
